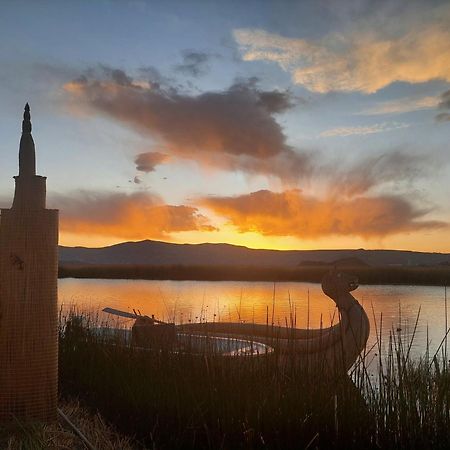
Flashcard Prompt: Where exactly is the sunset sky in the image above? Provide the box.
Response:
[0,0,449,251]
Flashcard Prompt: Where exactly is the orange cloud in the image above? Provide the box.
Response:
[234,11,450,94]
[201,189,446,239]
[360,96,440,116]
[53,191,216,240]
[320,122,409,138]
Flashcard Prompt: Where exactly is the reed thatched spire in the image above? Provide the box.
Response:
[22,102,32,133]
[19,102,36,177]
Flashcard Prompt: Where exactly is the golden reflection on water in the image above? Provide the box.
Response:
[59,279,448,358]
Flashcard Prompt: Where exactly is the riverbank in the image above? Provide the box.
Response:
[59,263,450,286]
[57,309,450,449]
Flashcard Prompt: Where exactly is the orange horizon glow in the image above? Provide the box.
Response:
[56,188,450,253]
[59,226,450,254]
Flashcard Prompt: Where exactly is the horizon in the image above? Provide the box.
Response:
[59,237,450,255]
[1,1,449,252]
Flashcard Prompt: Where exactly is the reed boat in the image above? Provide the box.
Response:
[176,271,370,372]
[100,309,273,357]
[102,271,369,371]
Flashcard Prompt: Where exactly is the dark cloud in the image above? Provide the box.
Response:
[64,68,310,179]
[436,112,450,122]
[101,66,134,86]
[201,189,446,239]
[257,90,293,113]
[174,51,211,77]
[51,191,216,239]
[438,90,450,109]
[334,152,433,197]
[135,151,170,172]
[138,66,172,91]
[133,176,142,184]
[436,90,450,122]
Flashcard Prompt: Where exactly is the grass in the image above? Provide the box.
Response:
[59,263,450,286]
[57,303,450,449]
[0,398,136,450]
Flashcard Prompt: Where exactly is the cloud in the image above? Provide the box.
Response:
[64,68,310,179]
[436,112,450,122]
[332,152,433,197]
[436,90,450,122]
[52,191,216,239]
[201,189,445,239]
[99,65,134,86]
[359,96,440,116]
[439,90,450,109]
[0,62,80,94]
[135,151,170,172]
[174,51,212,77]
[320,122,409,137]
[256,88,293,112]
[137,66,171,91]
[233,18,450,93]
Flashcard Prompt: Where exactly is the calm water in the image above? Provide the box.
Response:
[59,278,448,360]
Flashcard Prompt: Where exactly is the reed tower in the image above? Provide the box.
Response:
[0,104,59,422]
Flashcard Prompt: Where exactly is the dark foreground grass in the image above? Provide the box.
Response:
[58,309,450,449]
[0,398,136,449]
[59,263,450,286]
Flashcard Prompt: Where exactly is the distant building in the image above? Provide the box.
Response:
[0,104,59,422]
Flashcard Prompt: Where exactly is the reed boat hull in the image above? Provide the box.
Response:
[177,271,370,373]
[95,326,274,357]
[100,271,369,372]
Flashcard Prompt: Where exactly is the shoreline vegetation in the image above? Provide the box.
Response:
[59,263,450,286]
[0,399,136,449]
[54,307,450,449]
[7,298,450,449]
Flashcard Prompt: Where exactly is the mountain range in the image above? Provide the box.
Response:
[59,240,450,268]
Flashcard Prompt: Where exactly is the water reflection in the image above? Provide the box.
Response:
[59,279,448,360]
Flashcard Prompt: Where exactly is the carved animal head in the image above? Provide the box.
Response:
[321,270,359,304]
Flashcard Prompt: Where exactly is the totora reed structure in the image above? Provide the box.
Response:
[0,104,59,422]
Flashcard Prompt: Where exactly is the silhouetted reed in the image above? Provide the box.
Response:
[59,263,450,286]
[57,295,450,449]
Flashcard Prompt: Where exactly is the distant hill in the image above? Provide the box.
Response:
[59,240,450,268]
[299,257,370,268]
[330,257,371,267]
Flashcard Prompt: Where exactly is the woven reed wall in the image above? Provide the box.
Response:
[0,208,58,422]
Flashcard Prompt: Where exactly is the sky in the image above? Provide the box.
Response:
[0,0,449,252]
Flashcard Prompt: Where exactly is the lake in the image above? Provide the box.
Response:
[59,278,449,361]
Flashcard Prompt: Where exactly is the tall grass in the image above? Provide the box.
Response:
[59,307,450,449]
[0,399,136,450]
